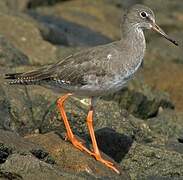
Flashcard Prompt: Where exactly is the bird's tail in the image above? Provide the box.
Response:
[5,72,38,85]
[5,66,53,85]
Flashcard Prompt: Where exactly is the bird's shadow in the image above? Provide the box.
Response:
[84,127,133,163]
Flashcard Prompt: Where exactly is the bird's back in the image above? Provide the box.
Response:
[5,24,146,97]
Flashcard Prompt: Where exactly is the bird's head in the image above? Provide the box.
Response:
[123,4,178,46]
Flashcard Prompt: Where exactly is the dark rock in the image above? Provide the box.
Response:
[29,11,112,46]
[0,36,29,67]
[0,0,69,11]
[26,0,72,9]
[30,0,121,41]
[178,137,183,144]
[31,149,55,164]
[31,149,48,159]
[110,83,174,119]
[0,150,9,164]
[104,0,143,8]
[0,143,12,164]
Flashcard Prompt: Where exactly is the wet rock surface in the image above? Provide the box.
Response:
[0,0,183,179]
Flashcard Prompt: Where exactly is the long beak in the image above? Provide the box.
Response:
[151,23,178,46]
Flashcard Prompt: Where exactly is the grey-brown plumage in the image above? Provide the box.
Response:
[5,4,178,97]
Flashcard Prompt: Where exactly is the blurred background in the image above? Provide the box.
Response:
[0,0,183,179]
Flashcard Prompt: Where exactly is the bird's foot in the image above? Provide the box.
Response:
[68,136,93,156]
[66,135,120,174]
[92,153,120,174]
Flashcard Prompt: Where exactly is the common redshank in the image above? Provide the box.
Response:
[5,4,178,174]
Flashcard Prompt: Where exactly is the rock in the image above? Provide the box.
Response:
[0,129,39,152]
[0,1,10,13]
[0,171,22,180]
[0,82,59,135]
[0,85,12,130]
[122,142,183,179]
[0,143,12,164]
[27,0,71,10]
[28,11,112,46]
[178,137,183,144]
[0,36,29,67]
[165,138,183,154]
[0,130,57,179]
[0,0,69,11]
[30,0,121,45]
[54,96,169,146]
[111,83,174,119]
[26,131,130,179]
[1,154,73,180]
[0,12,57,65]
[3,0,30,11]
[0,129,130,179]
[0,0,183,179]
[96,102,147,143]
[77,98,183,147]
[69,98,156,144]
[104,0,143,8]
[142,176,182,180]
[147,110,183,142]
[30,148,56,165]
[143,31,183,111]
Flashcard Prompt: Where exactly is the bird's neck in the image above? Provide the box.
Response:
[120,23,146,57]
[121,22,145,42]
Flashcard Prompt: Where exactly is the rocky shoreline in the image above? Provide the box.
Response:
[0,0,183,179]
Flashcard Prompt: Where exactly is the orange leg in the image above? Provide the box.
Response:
[86,98,120,174]
[57,94,93,155]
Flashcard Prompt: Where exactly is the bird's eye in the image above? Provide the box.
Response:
[140,11,148,18]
